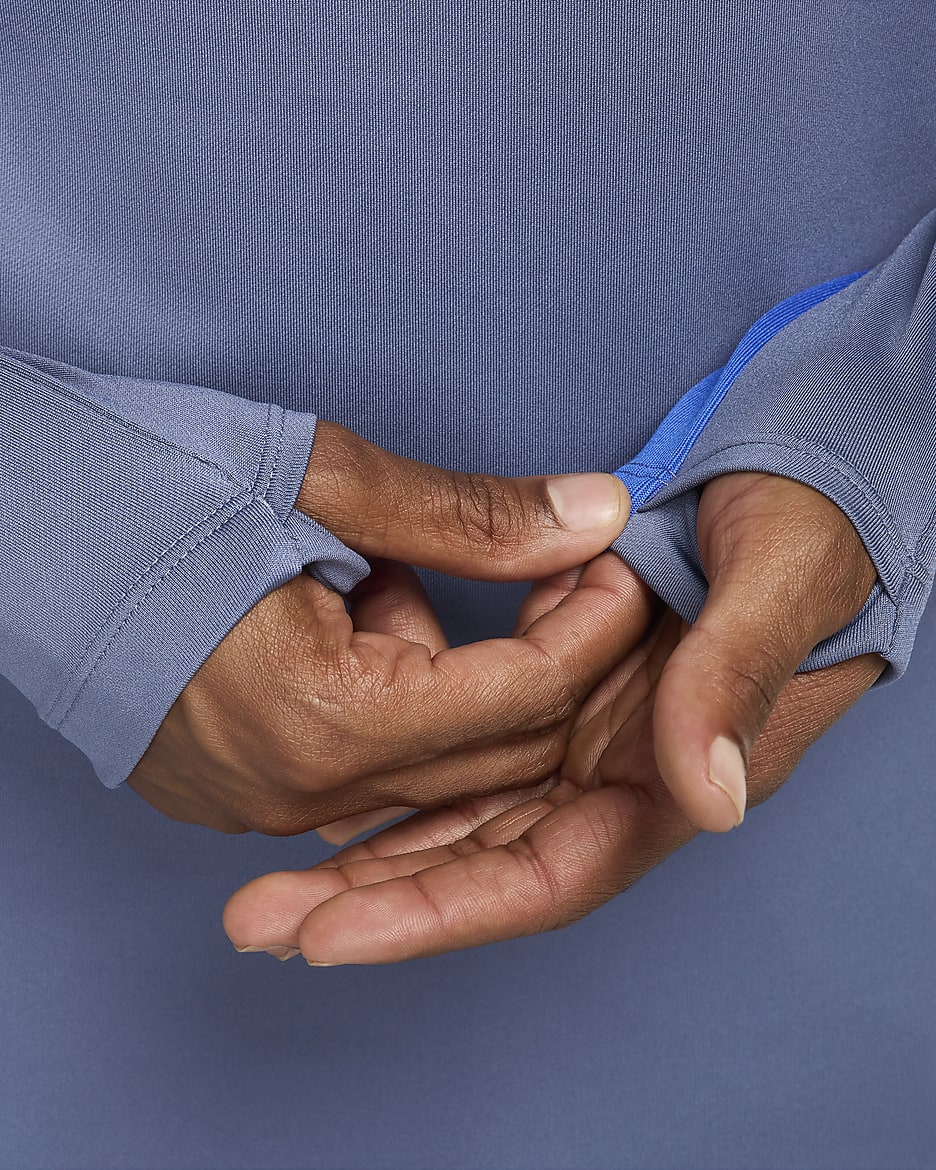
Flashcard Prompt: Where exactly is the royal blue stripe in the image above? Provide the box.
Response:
[614,270,868,508]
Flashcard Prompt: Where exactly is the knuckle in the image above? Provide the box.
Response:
[681,626,786,730]
[532,728,569,776]
[541,676,582,731]
[715,648,783,721]
[449,472,526,557]
[517,692,576,737]
[302,422,375,536]
[512,644,581,732]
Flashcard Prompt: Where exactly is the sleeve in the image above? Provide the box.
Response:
[0,346,369,787]
[611,207,936,683]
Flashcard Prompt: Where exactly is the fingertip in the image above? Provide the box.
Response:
[617,476,632,527]
[652,673,748,834]
[655,767,745,834]
[659,744,747,833]
[223,870,343,951]
[296,889,377,966]
[222,870,294,947]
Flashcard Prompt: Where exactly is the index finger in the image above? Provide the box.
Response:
[293,782,692,964]
[394,552,655,760]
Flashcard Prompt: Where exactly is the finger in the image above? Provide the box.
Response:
[511,555,652,639]
[298,420,631,580]
[292,782,693,964]
[316,561,445,843]
[317,779,562,865]
[296,720,574,829]
[566,608,681,791]
[299,551,652,778]
[326,640,881,836]
[407,551,654,753]
[276,552,650,792]
[652,472,879,833]
[587,628,882,805]
[223,782,574,953]
[225,653,883,959]
[347,558,449,654]
[512,566,584,637]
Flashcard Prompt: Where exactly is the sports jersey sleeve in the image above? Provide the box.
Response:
[612,208,936,681]
[0,346,368,786]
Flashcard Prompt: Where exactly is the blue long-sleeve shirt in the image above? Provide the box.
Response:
[2,1,935,786]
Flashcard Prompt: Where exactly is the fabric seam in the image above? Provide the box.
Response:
[642,432,924,590]
[0,352,270,498]
[52,492,332,734]
[45,491,250,728]
[45,403,281,727]
[46,403,330,731]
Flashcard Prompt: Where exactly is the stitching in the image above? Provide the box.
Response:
[263,498,344,565]
[47,491,252,728]
[618,460,665,476]
[42,399,286,723]
[635,433,919,592]
[49,406,320,729]
[0,353,260,497]
[653,433,904,538]
[259,402,284,505]
[906,496,936,577]
[802,585,900,679]
[250,400,270,496]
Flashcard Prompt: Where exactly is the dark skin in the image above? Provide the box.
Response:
[222,471,885,963]
[126,421,638,835]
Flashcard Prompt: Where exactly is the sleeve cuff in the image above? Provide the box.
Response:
[612,437,919,681]
[43,404,368,788]
[609,237,936,683]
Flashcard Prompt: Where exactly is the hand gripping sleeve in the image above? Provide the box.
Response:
[612,208,936,682]
[0,347,369,786]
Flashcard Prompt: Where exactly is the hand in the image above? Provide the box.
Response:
[222,473,886,962]
[126,422,637,834]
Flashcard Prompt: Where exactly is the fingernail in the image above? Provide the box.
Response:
[708,735,746,827]
[306,960,340,968]
[316,805,412,845]
[546,474,627,532]
[234,944,300,960]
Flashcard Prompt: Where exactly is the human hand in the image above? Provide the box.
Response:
[126,422,638,834]
[222,472,886,962]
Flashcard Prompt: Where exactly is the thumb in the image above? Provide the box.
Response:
[297,421,630,579]
[652,473,877,833]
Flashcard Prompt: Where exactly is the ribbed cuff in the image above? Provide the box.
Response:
[612,436,925,683]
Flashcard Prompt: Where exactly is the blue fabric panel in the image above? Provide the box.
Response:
[613,210,936,681]
[614,270,866,509]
